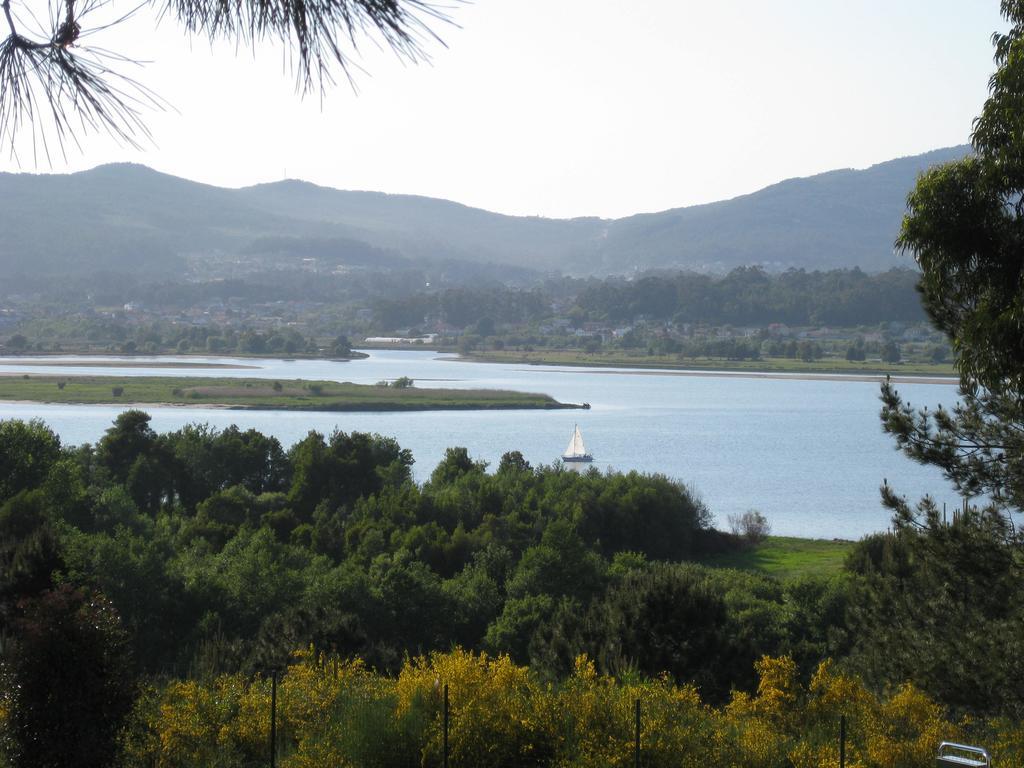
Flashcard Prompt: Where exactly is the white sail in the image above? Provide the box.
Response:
[563,425,592,460]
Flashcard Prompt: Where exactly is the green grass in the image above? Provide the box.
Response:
[700,536,855,581]
[0,374,581,411]
[466,350,957,378]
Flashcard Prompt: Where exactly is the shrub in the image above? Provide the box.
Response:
[111,386,124,397]
[728,509,771,544]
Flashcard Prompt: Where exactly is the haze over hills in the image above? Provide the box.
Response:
[0,145,970,280]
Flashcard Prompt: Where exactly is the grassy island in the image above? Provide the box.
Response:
[0,374,583,411]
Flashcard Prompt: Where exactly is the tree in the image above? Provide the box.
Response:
[727,509,771,544]
[0,419,61,503]
[845,339,866,362]
[96,409,156,482]
[879,340,901,364]
[883,0,1024,514]
[5,333,27,352]
[1,1,449,154]
[331,334,352,357]
[896,5,1024,396]
[866,1,1024,717]
[5,586,135,768]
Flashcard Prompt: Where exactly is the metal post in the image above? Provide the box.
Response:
[443,682,449,768]
[634,698,641,768]
[270,671,278,768]
[839,714,846,768]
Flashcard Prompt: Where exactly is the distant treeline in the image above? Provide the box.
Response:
[4,268,926,357]
[572,267,925,326]
[373,267,925,332]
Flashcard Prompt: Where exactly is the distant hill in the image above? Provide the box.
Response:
[0,146,970,279]
[595,146,972,274]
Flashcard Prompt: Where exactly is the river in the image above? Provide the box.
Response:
[0,350,960,540]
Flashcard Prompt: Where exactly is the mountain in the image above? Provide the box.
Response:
[595,146,971,274]
[0,146,970,279]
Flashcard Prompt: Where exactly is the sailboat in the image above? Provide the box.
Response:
[562,424,593,463]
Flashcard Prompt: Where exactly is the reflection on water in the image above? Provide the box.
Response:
[0,350,961,540]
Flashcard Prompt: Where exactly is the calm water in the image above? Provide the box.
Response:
[0,351,960,539]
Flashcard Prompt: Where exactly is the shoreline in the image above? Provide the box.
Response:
[0,398,584,412]
[0,359,258,370]
[511,366,958,386]
[454,353,959,385]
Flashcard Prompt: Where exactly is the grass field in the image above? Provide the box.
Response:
[0,374,580,411]
[466,350,958,379]
[700,536,856,580]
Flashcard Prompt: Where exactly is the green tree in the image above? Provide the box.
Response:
[845,338,866,362]
[331,334,352,357]
[879,339,901,363]
[0,491,64,639]
[0,419,61,503]
[866,1,1024,718]
[95,409,157,483]
[5,333,28,352]
[883,1,1024,512]
[5,586,135,768]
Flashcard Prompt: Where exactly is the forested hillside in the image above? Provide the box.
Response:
[0,146,968,279]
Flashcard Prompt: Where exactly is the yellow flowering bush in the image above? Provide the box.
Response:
[125,648,990,768]
[397,647,558,767]
[555,656,714,768]
[987,717,1024,768]
[151,674,262,768]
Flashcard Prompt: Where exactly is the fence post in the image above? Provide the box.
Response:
[634,698,641,768]
[840,713,846,768]
[443,682,450,768]
[270,671,278,768]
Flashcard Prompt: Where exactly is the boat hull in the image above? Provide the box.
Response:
[562,455,593,463]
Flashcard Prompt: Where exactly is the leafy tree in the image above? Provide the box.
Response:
[428,446,485,486]
[288,430,412,520]
[845,516,1024,717]
[573,564,772,703]
[5,334,28,351]
[0,419,61,503]
[879,340,901,364]
[883,0,1024,513]
[95,409,158,483]
[5,586,135,768]
[845,339,866,362]
[727,509,771,544]
[797,340,820,362]
[0,490,64,639]
[505,519,606,603]
[331,334,352,357]
[865,1,1024,718]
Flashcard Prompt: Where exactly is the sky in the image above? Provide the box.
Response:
[0,1,1009,219]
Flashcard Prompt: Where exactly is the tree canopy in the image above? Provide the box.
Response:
[886,0,1024,514]
[865,0,1024,720]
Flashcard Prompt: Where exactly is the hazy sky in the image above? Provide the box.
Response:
[0,1,1008,218]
